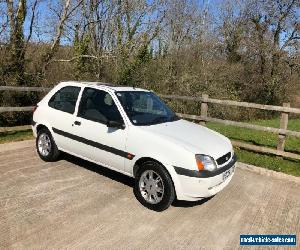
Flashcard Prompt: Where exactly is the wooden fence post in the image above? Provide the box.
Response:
[277,102,290,151]
[200,94,208,126]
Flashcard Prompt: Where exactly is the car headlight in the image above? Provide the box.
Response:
[195,154,217,171]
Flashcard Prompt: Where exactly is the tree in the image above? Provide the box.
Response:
[6,0,27,85]
[244,0,300,104]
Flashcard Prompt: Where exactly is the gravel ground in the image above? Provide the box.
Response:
[0,140,299,250]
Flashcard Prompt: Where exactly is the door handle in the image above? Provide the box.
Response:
[74,121,81,126]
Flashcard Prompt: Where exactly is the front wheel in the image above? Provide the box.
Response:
[134,161,175,211]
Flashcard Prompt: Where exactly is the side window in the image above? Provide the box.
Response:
[48,86,81,114]
[78,88,123,124]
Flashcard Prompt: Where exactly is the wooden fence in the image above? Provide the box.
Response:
[0,86,300,160]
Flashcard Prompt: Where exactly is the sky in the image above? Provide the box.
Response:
[1,0,299,47]
[19,0,223,43]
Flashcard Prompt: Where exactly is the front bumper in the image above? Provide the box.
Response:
[173,154,237,201]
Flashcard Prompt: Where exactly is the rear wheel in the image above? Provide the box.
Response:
[134,161,175,211]
[36,128,60,162]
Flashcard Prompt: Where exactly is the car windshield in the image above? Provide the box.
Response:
[116,91,180,126]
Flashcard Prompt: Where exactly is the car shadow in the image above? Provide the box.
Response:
[60,153,134,188]
[172,196,214,208]
[60,153,214,209]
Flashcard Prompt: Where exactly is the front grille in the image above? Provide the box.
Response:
[216,152,231,165]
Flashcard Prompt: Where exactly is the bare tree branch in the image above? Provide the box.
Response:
[25,0,38,49]
[6,0,15,42]
[48,54,115,64]
[39,0,83,75]
[281,26,300,50]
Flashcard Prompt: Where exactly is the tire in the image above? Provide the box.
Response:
[134,161,175,212]
[36,128,60,162]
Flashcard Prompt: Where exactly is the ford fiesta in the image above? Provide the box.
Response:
[32,81,237,211]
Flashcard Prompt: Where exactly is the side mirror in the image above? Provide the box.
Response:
[107,120,125,129]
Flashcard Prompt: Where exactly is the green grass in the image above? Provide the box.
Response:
[0,130,34,144]
[207,118,300,177]
[252,118,300,131]
[234,148,300,177]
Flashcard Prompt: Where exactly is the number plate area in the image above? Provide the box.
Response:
[222,166,235,181]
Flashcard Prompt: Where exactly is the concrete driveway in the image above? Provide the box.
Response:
[0,140,299,249]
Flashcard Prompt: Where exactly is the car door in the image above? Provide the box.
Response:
[47,85,81,152]
[71,87,128,172]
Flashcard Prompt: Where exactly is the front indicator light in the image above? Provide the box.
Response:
[196,159,204,171]
[195,155,217,171]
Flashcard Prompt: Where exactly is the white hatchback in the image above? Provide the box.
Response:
[32,81,236,211]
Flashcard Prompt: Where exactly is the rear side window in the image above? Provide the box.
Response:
[48,86,81,114]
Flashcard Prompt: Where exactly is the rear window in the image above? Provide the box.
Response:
[48,86,81,114]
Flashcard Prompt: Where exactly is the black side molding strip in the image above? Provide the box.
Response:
[52,127,135,160]
[174,154,237,178]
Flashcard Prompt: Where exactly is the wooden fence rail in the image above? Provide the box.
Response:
[0,86,300,160]
[0,86,51,92]
[161,95,300,114]
[0,106,34,113]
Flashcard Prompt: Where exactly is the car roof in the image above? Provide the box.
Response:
[59,81,149,92]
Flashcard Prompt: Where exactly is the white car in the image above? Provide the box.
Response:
[32,81,236,211]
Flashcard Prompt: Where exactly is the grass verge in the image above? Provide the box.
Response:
[207,118,300,177]
[0,130,34,144]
